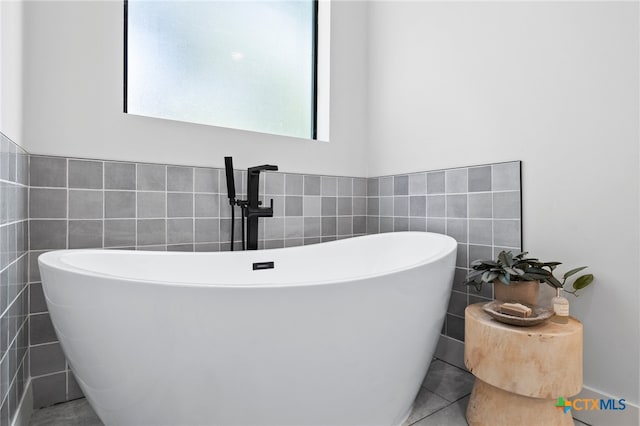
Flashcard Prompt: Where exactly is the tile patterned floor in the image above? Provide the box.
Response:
[28,359,590,426]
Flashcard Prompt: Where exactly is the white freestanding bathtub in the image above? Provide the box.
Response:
[39,232,457,426]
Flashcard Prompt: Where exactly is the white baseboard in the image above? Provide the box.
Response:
[571,386,639,426]
[11,379,33,426]
[434,334,466,370]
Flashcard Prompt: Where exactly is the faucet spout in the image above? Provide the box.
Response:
[245,164,279,250]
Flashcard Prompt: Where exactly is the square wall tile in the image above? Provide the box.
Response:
[409,196,426,217]
[285,174,303,195]
[337,217,352,236]
[446,169,468,193]
[167,193,194,217]
[303,196,320,216]
[446,194,467,218]
[285,217,303,239]
[394,196,409,217]
[30,157,66,188]
[304,176,321,195]
[379,177,393,196]
[446,314,465,341]
[195,194,219,218]
[468,193,492,218]
[321,197,336,216]
[493,191,521,219]
[29,188,67,218]
[353,178,367,196]
[137,164,166,191]
[67,372,84,401]
[427,195,445,217]
[321,217,337,236]
[105,162,135,190]
[393,175,408,195]
[137,219,166,246]
[447,291,467,316]
[285,196,303,216]
[468,166,491,192]
[195,219,219,243]
[492,162,520,191]
[30,342,65,377]
[264,217,285,240]
[104,220,135,247]
[321,176,337,196]
[409,173,426,195]
[469,244,493,265]
[379,197,393,217]
[393,217,409,232]
[456,243,468,268]
[337,197,352,215]
[104,191,135,218]
[30,220,67,250]
[69,190,103,219]
[427,171,445,194]
[32,372,66,409]
[30,313,57,345]
[303,217,321,238]
[493,220,521,247]
[68,160,103,189]
[194,168,219,193]
[367,216,381,234]
[353,216,366,234]
[29,283,47,314]
[468,220,492,245]
[138,192,166,219]
[367,198,379,216]
[447,219,467,243]
[265,173,284,195]
[337,177,353,196]
[68,220,103,249]
[427,218,445,234]
[167,166,193,192]
[366,178,379,197]
[353,197,366,216]
[409,218,426,232]
[167,219,193,244]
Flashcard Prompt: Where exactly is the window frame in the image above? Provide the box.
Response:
[123,0,320,140]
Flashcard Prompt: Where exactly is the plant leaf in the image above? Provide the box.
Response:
[545,275,563,288]
[504,267,524,276]
[573,274,594,290]
[524,267,551,276]
[498,274,510,285]
[482,271,499,283]
[563,266,588,280]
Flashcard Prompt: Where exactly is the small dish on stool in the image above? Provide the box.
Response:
[482,301,553,326]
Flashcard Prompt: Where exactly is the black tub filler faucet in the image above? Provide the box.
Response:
[224,157,278,250]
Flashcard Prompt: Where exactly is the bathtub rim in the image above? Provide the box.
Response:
[39,231,457,289]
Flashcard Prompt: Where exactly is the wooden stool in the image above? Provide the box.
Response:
[464,303,583,426]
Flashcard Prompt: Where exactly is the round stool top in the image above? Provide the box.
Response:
[464,303,583,398]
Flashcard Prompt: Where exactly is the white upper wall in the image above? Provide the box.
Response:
[368,1,639,404]
[22,0,368,177]
[1,0,24,146]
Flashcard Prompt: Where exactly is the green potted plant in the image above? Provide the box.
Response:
[464,251,594,305]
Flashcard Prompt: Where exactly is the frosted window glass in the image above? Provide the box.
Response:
[127,1,315,139]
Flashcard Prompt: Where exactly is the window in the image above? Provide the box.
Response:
[125,1,319,140]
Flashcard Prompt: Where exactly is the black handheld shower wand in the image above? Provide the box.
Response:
[224,157,238,250]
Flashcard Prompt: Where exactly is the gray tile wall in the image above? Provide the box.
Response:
[0,134,29,426]
[366,161,522,343]
[27,155,368,408]
[25,153,522,410]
